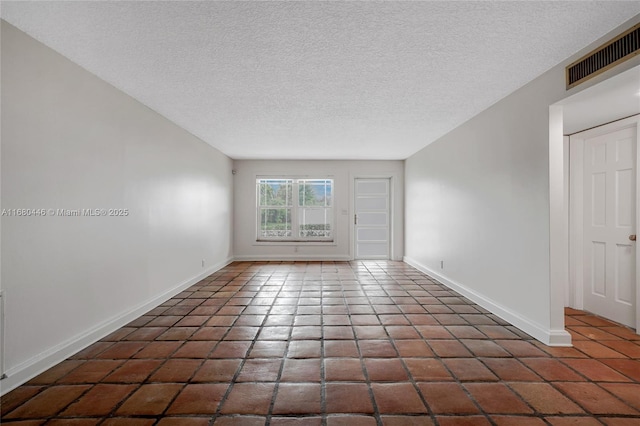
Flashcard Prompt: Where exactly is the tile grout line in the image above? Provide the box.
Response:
[3,260,640,424]
[209,267,274,424]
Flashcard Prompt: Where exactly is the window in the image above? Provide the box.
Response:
[257,178,333,241]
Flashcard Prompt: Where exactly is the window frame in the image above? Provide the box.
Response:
[256,176,335,243]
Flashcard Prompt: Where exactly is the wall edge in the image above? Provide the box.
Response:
[404,256,572,347]
[0,256,233,395]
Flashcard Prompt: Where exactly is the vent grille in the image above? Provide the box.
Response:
[566,23,640,89]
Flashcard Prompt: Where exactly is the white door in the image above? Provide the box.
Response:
[582,125,637,327]
[355,179,390,259]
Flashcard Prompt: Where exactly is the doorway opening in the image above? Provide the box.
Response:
[550,64,640,335]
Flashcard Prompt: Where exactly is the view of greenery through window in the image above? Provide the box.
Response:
[257,178,333,240]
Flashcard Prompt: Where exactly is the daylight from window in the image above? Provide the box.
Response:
[257,178,333,241]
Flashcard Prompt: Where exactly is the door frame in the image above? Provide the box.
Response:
[568,115,640,329]
[350,175,395,261]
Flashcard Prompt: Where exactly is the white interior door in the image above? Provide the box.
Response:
[355,179,389,259]
[582,125,637,327]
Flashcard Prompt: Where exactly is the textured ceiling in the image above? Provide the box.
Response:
[2,1,640,160]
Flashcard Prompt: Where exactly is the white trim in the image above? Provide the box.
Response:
[255,176,336,244]
[563,135,571,308]
[637,120,640,333]
[0,257,233,396]
[252,241,337,247]
[549,105,570,338]
[233,254,352,262]
[404,256,572,347]
[569,131,585,310]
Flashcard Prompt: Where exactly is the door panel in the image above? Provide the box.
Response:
[358,212,387,226]
[357,242,389,257]
[590,241,606,296]
[356,197,387,211]
[616,244,634,304]
[355,179,389,259]
[357,180,388,194]
[583,126,637,327]
[358,228,387,241]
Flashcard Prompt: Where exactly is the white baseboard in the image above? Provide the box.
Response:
[403,256,572,347]
[233,254,353,261]
[0,256,233,396]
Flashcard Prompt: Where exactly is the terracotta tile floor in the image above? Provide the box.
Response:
[2,261,640,425]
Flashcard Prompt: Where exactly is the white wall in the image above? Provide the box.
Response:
[405,16,640,346]
[234,160,404,261]
[0,21,234,393]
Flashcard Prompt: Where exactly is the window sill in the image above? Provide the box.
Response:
[254,240,336,246]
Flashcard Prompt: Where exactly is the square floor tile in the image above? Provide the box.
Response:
[95,342,147,359]
[520,358,585,381]
[165,383,228,414]
[480,358,541,381]
[405,358,454,381]
[236,359,283,382]
[4,385,91,419]
[116,384,183,415]
[364,358,409,382]
[26,361,84,385]
[209,341,252,358]
[249,341,287,358]
[359,340,397,357]
[552,382,639,415]
[600,359,640,381]
[148,359,201,382]
[599,383,640,410]
[324,340,359,357]
[465,383,533,414]
[103,359,162,383]
[1,386,44,414]
[219,383,275,415]
[443,358,498,381]
[326,383,374,413]
[191,359,242,382]
[561,359,633,382]
[287,340,322,358]
[371,383,428,414]
[429,340,473,358]
[133,341,182,358]
[418,382,480,414]
[509,383,584,415]
[280,358,321,382]
[325,358,366,381]
[62,384,136,416]
[272,383,322,414]
[172,341,217,358]
[57,360,124,384]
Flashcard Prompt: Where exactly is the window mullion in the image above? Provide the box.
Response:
[292,181,300,239]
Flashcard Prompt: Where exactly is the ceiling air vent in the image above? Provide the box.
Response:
[566,23,640,89]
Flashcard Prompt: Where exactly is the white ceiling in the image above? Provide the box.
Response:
[2,1,640,160]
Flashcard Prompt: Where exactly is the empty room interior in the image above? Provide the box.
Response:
[2,1,640,425]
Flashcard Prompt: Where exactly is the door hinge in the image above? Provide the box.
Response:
[354,214,358,225]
